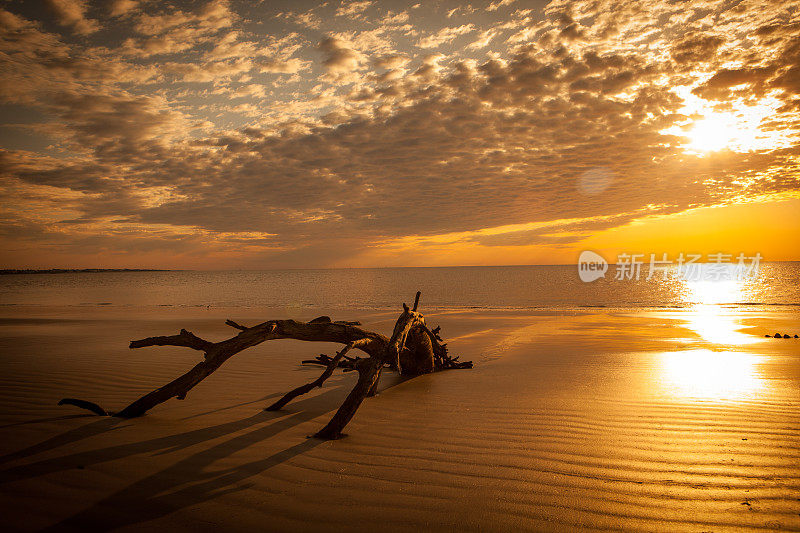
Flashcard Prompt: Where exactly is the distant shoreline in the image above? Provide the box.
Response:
[0,269,175,275]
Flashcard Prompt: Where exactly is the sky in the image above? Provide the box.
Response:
[0,0,798,269]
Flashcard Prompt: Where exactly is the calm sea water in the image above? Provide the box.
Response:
[1,263,798,311]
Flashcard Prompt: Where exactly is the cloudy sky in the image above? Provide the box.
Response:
[1,0,799,269]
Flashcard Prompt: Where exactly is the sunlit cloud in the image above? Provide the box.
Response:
[660,87,797,154]
[44,0,98,35]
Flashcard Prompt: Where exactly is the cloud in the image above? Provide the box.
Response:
[162,59,253,82]
[446,6,475,18]
[276,8,322,30]
[417,25,475,48]
[256,57,309,74]
[0,8,28,31]
[373,54,408,70]
[670,32,725,63]
[487,0,517,12]
[44,0,98,35]
[336,1,373,18]
[382,11,410,25]
[109,0,138,17]
[467,29,499,50]
[0,12,160,107]
[318,36,365,73]
[464,214,644,247]
[134,0,234,35]
[124,0,236,57]
[2,0,800,268]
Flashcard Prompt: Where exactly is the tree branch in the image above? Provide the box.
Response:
[266,340,367,411]
[129,329,213,352]
[224,319,248,331]
[59,293,471,439]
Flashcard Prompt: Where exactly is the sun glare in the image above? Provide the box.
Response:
[658,269,764,398]
[684,306,758,345]
[685,112,748,152]
[659,349,762,400]
[685,277,743,305]
[676,268,761,345]
[661,88,792,154]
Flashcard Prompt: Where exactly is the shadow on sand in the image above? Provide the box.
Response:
[0,380,385,531]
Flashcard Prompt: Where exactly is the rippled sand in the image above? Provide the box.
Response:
[0,306,798,531]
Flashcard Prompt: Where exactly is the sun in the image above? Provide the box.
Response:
[660,88,792,155]
[684,112,742,152]
[682,105,783,154]
[683,107,777,153]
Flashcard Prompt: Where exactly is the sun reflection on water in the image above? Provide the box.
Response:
[656,264,766,399]
[684,307,758,345]
[659,349,762,400]
[675,264,759,345]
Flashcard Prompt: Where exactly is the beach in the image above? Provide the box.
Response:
[3,0,800,529]
[0,304,797,531]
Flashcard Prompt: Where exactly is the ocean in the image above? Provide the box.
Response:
[1,262,798,311]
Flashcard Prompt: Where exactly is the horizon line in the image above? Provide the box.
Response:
[3,260,799,273]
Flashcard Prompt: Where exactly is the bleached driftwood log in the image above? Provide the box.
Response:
[59,292,471,439]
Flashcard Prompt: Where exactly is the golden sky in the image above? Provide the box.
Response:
[0,0,798,268]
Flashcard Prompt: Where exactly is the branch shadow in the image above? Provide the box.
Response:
[0,392,284,467]
[0,386,348,485]
[0,416,129,467]
[177,392,283,420]
[41,417,324,532]
[0,414,96,430]
[2,370,415,531]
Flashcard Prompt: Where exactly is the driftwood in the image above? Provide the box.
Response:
[59,292,471,439]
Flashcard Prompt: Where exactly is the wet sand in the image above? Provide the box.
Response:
[0,306,798,531]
